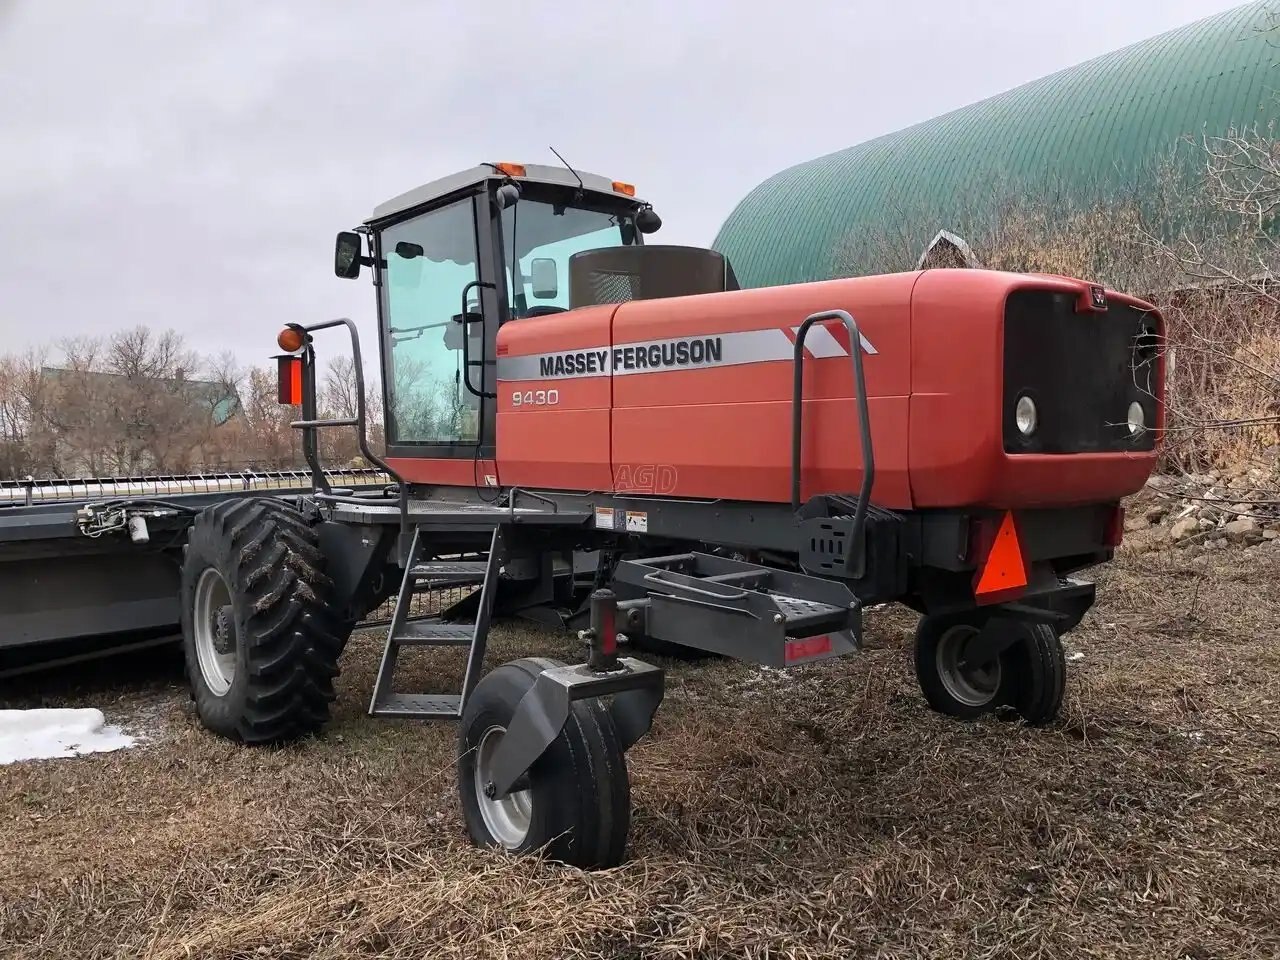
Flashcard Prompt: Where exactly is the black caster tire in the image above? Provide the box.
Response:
[180,498,349,744]
[458,657,631,868]
[914,614,1065,725]
[1003,621,1067,727]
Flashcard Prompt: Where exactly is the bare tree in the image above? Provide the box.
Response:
[1138,123,1280,480]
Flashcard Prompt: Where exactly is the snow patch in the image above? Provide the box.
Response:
[0,708,137,765]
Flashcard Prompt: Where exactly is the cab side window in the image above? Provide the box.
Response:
[381,199,482,443]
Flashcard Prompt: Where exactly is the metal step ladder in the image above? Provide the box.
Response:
[368,526,503,720]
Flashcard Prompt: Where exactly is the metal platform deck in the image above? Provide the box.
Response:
[325,496,592,531]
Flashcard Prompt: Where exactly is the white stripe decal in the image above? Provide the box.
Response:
[612,328,793,377]
[496,326,876,381]
[798,325,847,358]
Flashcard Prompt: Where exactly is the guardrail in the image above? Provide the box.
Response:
[0,468,391,506]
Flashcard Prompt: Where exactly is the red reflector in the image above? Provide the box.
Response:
[784,634,832,664]
[276,355,303,405]
[973,511,1028,605]
[1104,505,1125,547]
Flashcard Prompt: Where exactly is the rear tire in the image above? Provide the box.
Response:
[180,498,349,744]
[914,614,1065,725]
[458,657,631,868]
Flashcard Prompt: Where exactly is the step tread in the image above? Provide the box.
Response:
[391,622,475,645]
[410,560,489,579]
[770,593,852,628]
[370,692,461,719]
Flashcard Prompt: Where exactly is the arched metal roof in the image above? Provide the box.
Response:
[713,2,1280,287]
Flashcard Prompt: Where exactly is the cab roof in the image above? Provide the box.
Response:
[367,162,642,223]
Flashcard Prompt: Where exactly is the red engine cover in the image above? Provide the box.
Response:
[425,269,1163,510]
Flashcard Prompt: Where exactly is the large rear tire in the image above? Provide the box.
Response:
[180,498,349,744]
[458,657,631,868]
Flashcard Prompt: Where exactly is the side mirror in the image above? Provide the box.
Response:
[335,231,362,279]
[530,258,559,299]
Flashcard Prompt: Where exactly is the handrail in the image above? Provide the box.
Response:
[0,468,390,506]
[459,280,497,399]
[790,309,875,563]
[642,570,750,601]
[286,317,400,490]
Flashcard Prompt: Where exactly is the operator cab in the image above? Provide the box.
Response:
[334,162,663,457]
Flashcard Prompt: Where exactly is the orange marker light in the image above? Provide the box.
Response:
[276,355,303,405]
[611,180,636,197]
[495,162,526,177]
[277,326,306,352]
[973,511,1028,604]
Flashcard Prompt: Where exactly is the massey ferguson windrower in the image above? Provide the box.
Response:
[178,161,1163,867]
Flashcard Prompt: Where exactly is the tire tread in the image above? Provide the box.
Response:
[181,497,348,744]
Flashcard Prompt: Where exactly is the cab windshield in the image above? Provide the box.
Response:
[500,198,637,317]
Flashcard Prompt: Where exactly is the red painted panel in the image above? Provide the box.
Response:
[611,397,910,506]
[496,303,616,490]
[498,304,618,354]
[611,275,916,407]
[610,275,916,505]
[498,408,613,490]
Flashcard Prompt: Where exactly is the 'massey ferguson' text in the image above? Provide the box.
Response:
[538,338,723,377]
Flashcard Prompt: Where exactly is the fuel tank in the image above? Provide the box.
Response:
[495,268,1163,510]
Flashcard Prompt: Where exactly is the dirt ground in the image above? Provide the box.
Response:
[2,539,1278,960]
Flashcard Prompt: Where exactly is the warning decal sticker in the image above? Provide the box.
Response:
[624,510,648,533]
[594,506,615,530]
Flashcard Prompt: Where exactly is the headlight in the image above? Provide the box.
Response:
[1127,401,1146,436]
[1015,394,1038,436]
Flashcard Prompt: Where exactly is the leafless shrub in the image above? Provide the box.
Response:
[834,128,1280,487]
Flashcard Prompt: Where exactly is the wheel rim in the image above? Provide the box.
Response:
[935,624,1002,708]
[193,567,237,696]
[474,725,533,849]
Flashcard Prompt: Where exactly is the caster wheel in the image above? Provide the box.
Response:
[914,614,1065,725]
[458,657,631,868]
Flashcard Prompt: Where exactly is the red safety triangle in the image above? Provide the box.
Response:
[974,511,1028,602]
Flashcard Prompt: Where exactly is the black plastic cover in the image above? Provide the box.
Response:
[568,245,739,308]
[1003,290,1159,453]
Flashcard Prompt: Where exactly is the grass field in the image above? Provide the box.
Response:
[2,539,1278,959]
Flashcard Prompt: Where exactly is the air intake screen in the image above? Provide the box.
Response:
[589,271,639,305]
[569,245,739,308]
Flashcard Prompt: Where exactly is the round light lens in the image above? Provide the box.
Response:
[1127,401,1146,436]
[277,326,306,352]
[1015,395,1038,436]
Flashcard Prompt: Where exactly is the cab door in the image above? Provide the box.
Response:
[378,192,502,485]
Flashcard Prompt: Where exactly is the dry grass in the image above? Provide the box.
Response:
[2,542,1279,959]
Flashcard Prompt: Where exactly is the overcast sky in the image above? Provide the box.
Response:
[0,0,1246,369]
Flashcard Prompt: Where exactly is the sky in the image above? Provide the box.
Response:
[0,0,1249,370]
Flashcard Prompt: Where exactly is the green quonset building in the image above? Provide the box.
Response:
[713,2,1280,287]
